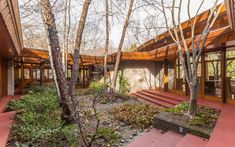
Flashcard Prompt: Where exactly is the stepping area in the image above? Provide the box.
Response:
[132,89,187,108]
[129,89,235,147]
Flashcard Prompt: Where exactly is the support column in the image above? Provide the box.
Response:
[221,49,226,103]
[40,63,44,85]
[47,68,50,79]
[163,59,168,91]
[21,62,24,90]
[7,60,14,95]
[83,66,85,87]
[174,59,177,90]
[30,64,33,80]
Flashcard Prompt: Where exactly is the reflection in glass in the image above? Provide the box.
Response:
[205,52,222,98]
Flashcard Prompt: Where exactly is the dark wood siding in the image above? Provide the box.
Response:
[0,56,8,97]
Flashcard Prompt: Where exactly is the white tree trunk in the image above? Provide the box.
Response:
[111,0,135,91]
[104,0,109,85]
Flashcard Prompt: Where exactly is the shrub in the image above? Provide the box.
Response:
[89,81,108,94]
[118,71,130,94]
[87,127,122,146]
[110,103,162,129]
[96,127,121,143]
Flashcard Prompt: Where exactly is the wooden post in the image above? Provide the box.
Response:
[83,66,85,87]
[201,53,205,97]
[21,62,24,90]
[221,48,226,103]
[163,59,168,91]
[174,59,177,90]
[40,63,43,85]
[47,68,49,79]
[30,64,33,80]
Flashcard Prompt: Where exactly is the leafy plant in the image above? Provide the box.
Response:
[166,102,189,114]
[97,127,121,143]
[89,81,108,94]
[165,102,220,129]
[118,70,130,94]
[111,103,162,129]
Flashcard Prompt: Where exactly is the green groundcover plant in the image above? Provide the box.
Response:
[8,86,78,147]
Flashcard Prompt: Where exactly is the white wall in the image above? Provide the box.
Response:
[118,60,163,92]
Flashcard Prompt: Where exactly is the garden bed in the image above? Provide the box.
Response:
[7,86,163,146]
[154,102,221,138]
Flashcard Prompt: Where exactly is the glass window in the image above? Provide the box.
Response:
[168,61,175,90]
[205,52,222,98]
[24,69,30,79]
[226,50,235,101]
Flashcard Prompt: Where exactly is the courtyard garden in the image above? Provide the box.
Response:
[7,84,163,147]
[5,82,221,147]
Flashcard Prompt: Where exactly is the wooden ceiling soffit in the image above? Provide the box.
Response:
[148,26,235,60]
[225,0,235,31]
[0,0,23,56]
[137,4,228,52]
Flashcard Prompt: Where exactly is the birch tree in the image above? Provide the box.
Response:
[40,0,73,121]
[160,0,223,116]
[62,0,71,74]
[70,0,91,92]
[40,1,102,146]
[104,0,109,85]
[111,0,135,91]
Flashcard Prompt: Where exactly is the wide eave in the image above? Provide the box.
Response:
[0,0,23,58]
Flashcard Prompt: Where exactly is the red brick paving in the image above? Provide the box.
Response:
[206,104,235,147]
[0,95,22,147]
[126,128,164,147]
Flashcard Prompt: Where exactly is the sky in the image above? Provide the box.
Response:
[19,0,224,53]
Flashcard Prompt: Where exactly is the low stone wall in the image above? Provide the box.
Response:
[154,112,211,139]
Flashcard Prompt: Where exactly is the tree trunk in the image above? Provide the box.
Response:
[104,0,109,86]
[40,0,73,122]
[188,84,197,116]
[111,0,135,91]
[70,0,91,93]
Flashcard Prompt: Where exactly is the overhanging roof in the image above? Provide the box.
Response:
[137,4,229,52]
[17,48,159,65]
[0,0,23,58]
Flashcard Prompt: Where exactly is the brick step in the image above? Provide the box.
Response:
[0,97,10,113]
[137,91,180,105]
[126,128,164,147]
[176,134,207,147]
[0,111,17,121]
[133,93,174,108]
[143,90,187,102]
[150,131,184,147]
